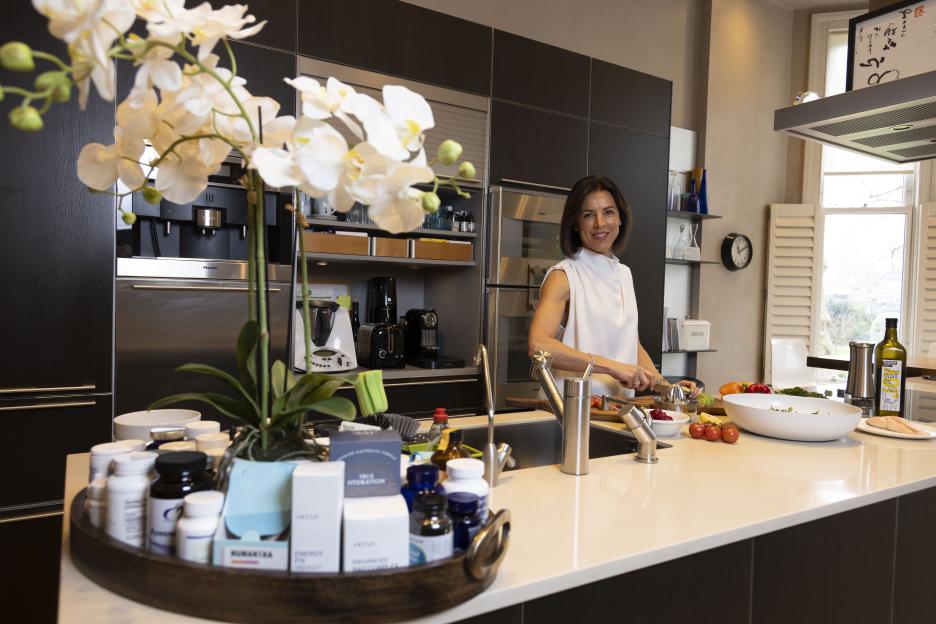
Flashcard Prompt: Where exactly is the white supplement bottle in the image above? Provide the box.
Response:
[106,451,157,547]
[185,420,221,440]
[84,477,108,529]
[176,490,225,564]
[88,440,143,482]
[440,458,490,522]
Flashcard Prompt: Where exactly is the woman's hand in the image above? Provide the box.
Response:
[608,363,657,392]
[676,379,698,394]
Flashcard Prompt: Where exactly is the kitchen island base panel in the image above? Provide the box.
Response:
[894,486,936,624]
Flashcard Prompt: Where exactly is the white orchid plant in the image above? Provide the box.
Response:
[3,0,475,458]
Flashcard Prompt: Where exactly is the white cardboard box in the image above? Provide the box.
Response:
[342,495,408,572]
[290,461,344,572]
[678,319,711,351]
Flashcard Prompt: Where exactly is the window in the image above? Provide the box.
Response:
[809,15,916,358]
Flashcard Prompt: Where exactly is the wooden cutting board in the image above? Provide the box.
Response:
[505,396,727,418]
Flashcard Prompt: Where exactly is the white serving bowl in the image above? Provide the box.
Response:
[113,409,201,441]
[649,409,690,437]
[721,394,860,442]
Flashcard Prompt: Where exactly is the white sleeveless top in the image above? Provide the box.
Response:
[543,247,640,397]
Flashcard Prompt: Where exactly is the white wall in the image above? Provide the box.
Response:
[696,0,795,388]
[401,0,706,130]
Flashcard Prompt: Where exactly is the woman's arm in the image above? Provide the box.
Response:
[528,270,657,391]
[637,342,697,393]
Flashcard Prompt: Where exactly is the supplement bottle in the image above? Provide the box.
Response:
[148,451,212,554]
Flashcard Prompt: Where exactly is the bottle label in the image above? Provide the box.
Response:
[178,532,214,564]
[879,359,903,413]
[409,532,453,565]
[148,497,183,554]
[107,492,146,547]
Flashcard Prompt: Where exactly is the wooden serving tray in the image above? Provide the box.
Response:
[69,491,510,623]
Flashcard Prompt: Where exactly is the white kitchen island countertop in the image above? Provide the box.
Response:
[59,409,936,623]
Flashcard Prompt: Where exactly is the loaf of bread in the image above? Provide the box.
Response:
[867,416,925,436]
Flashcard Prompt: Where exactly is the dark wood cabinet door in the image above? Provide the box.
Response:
[524,540,752,624]
[590,59,672,137]
[0,514,63,624]
[298,0,492,95]
[335,376,481,419]
[492,30,589,117]
[752,500,897,624]
[0,9,114,393]
[894,486,936,624]
[588,123,668,365]
[209,0,297,53]
[226,42,298,117]
[0,395,112,511]
[490,101,588,189]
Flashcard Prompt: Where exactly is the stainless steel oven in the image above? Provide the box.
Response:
[485,187,566,407]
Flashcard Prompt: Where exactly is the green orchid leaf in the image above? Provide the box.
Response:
[148,392,259,426]
[302,378,346,406]
[175,363,259,413]
[285,369,298,392]
[288,372,339,409]
[271,360,287,399]
[236,320,258,396]
[306,396,357,420]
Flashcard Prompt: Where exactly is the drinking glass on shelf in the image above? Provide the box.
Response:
[667,171,681,212]
[672,224,687,260]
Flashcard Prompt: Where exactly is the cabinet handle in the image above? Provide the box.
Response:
[0,384,96,395]
[131,285,282,293]
[0,509,64,524]
[499,178,572,192]
[0,400,97,412]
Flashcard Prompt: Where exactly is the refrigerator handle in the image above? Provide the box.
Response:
[0,385,95,395]
[0,400,97,412]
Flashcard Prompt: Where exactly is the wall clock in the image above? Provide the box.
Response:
[721,233,752,271]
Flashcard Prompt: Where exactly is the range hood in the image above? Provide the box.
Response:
[774,70,936,163]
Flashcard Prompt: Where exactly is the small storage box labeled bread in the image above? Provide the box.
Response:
[678,319,711,351]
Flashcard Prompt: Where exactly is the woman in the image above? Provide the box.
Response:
[528,175,688,398]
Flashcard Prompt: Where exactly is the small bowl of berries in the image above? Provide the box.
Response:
[646,408,690,437]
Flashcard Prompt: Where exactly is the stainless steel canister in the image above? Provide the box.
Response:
[846,341,874,399]
[561,377,590,476]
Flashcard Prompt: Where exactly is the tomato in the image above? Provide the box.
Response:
[688,423,705,439]
[590,395,602,409]
[704,425,722,442]
[744,383,771,394]
[719,382,744,396]
[722,427,740,444]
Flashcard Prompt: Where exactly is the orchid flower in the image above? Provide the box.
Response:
[252,117,349,197]
[186,3,266,60]
[349,149,435,233]
[285,76,362,139]
[76,127,145,191]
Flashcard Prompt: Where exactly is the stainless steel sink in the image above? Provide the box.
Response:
[459,419,670,471]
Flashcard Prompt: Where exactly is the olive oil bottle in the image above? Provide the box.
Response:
[874,318,907,416]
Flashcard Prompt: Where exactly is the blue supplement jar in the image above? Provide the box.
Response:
[401,464,439,512]
[448,491,482,553]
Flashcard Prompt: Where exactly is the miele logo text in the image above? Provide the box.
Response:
[202,265,218,270]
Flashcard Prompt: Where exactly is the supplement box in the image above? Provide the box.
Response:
[342,495,409,572]
[290,461,344,573]
[212,459,296,570]
[329,429,402,497]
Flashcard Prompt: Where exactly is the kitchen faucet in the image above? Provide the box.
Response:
[474,345,513,488]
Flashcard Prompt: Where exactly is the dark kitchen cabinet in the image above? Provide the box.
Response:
[0,8,114,394]
[590,59,672,137]
[492,30,590,117]
[588,122,668,365]
[752,499,897,624]
[298,0,492,95]
[0,513,63,624]
[226,42,298,117]
[209,0,297,53]
[1,395,112,510]
[524,539,753,624]
[893,486,936,623]
[336,375,481,419]
[490,101,588,189]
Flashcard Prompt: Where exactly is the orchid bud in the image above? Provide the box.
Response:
[0,42,34,72]
[457,161,476,180]
[437,139,462,166]
[421,191,441,214]
[121,211,137,226]
[9,105,42,132]
[35,71,71,103]
[142,186,162,205]
[0,86,4,103]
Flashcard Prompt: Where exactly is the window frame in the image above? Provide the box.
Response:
[804,10,930,351]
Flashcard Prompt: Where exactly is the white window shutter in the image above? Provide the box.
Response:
[914,202,936,357]
[763,204,822,383]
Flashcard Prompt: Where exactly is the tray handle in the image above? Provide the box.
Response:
[466,509,511,581]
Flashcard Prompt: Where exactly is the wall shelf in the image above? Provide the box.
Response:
[301,252,475,268]
[305,219,477,239]
[666,211,721,221]
[664,258,719,266]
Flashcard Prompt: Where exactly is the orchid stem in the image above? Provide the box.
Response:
[297,215,313,372]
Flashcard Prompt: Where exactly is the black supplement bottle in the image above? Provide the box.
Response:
[874,317,907,417]
[148,451,213,554]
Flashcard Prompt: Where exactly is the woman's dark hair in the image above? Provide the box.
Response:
[558,175,633,257]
